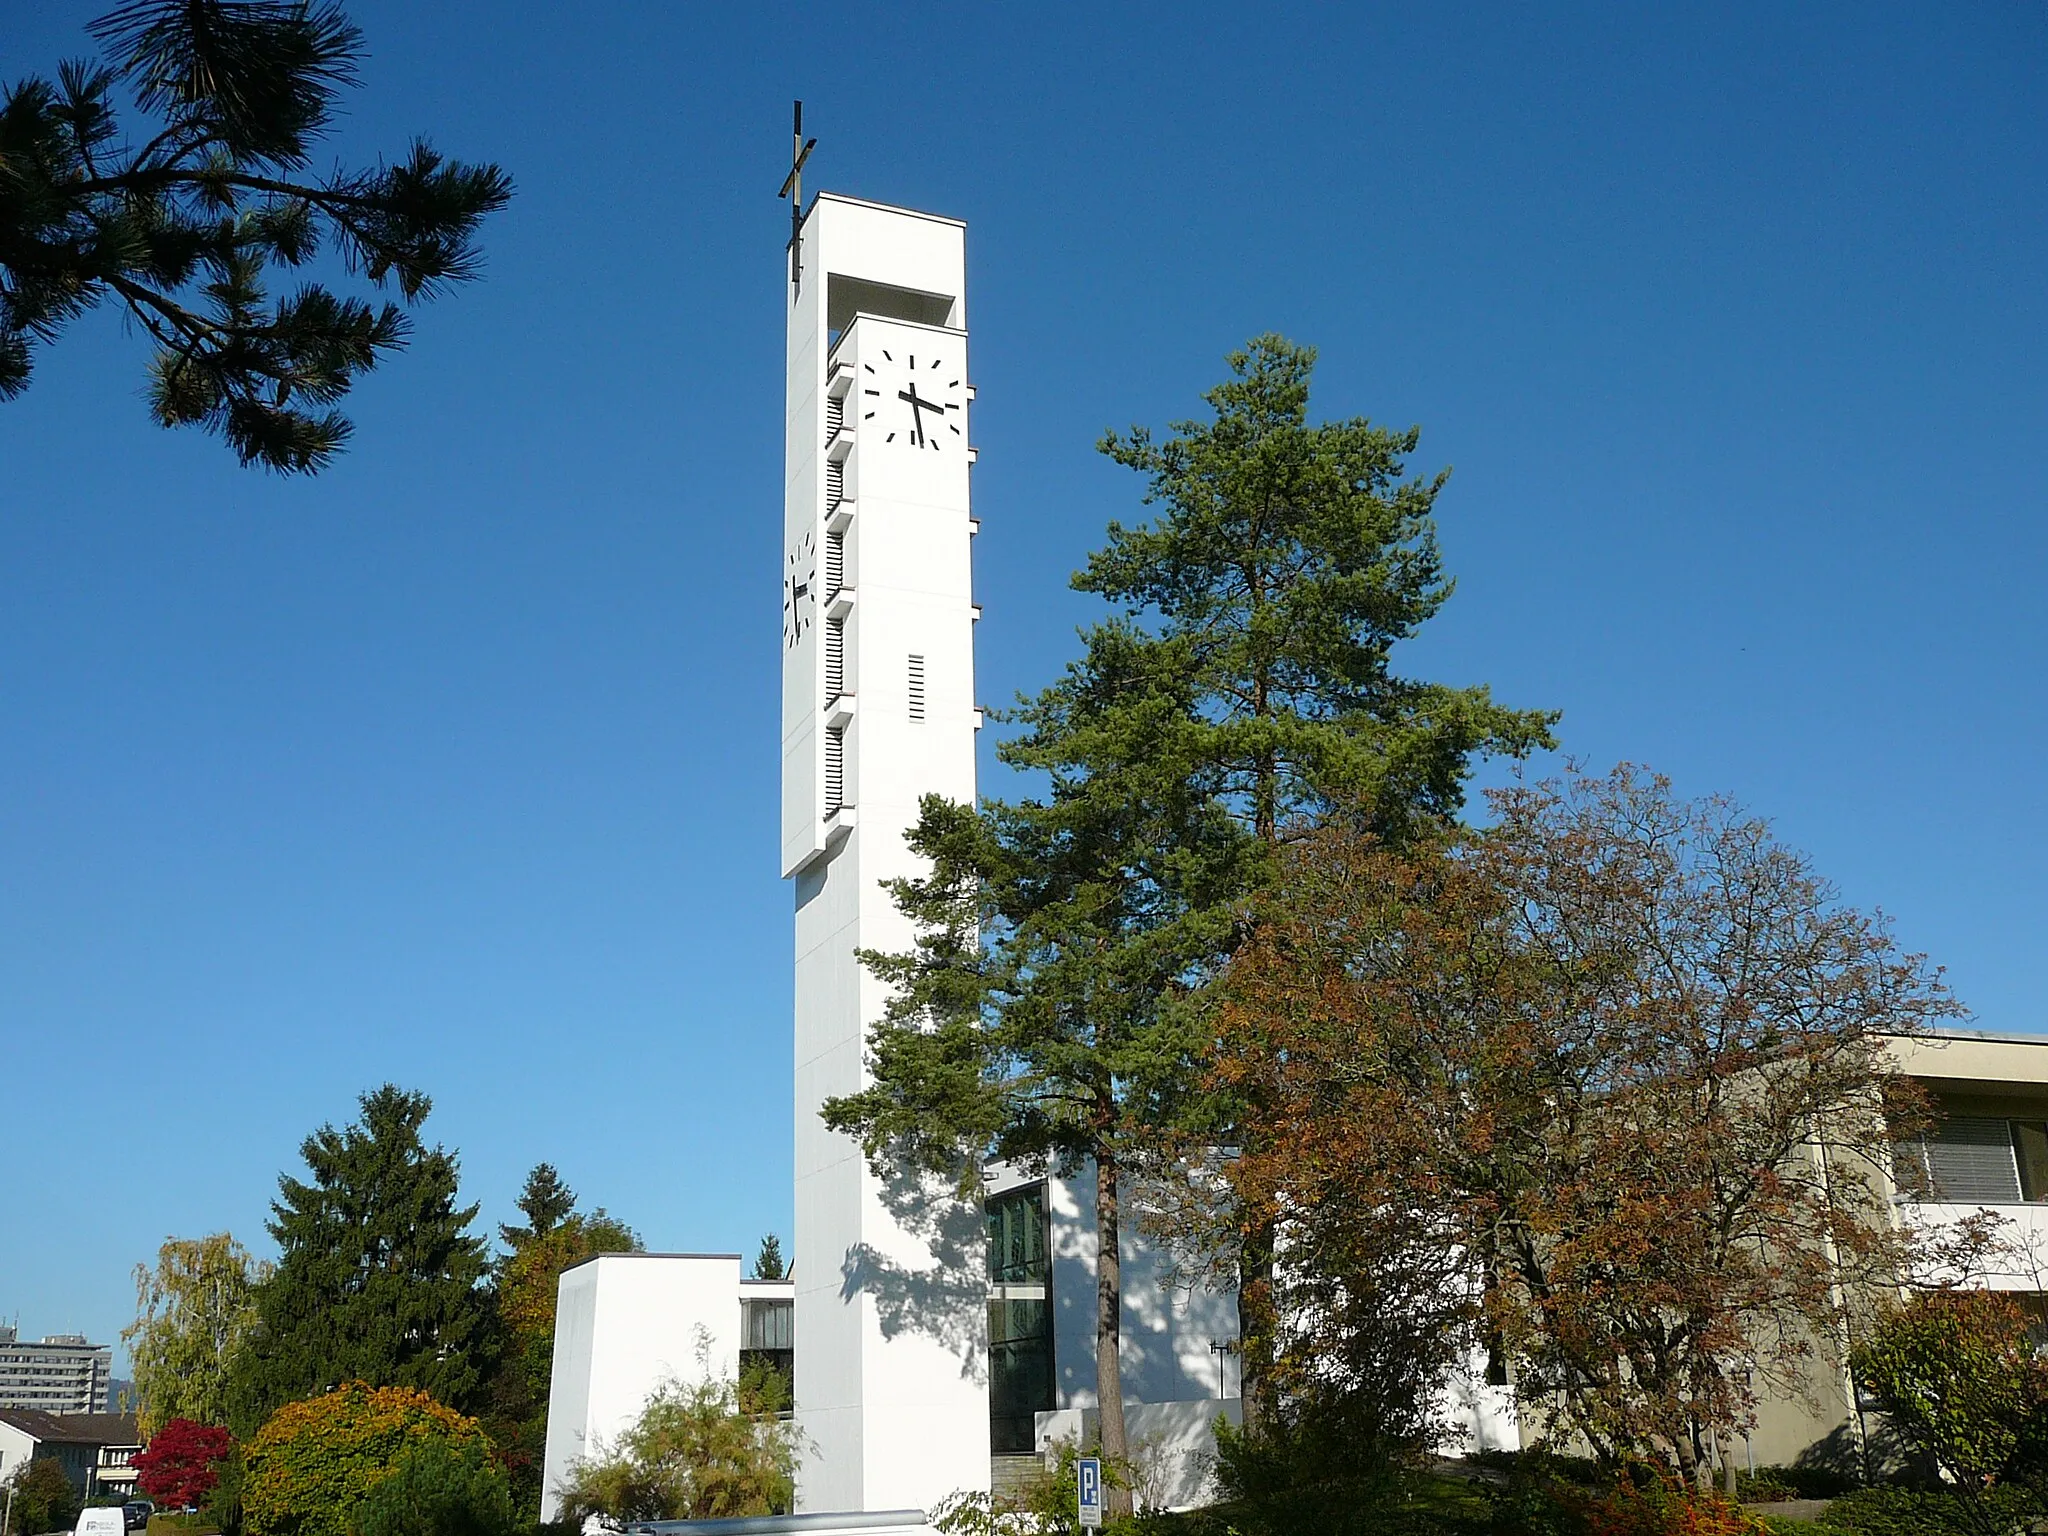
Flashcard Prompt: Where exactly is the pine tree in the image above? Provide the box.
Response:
[752,1235,785,1281]
[0,1,510,472]
[229,1085,490,1433]
[826,337,1557,1488]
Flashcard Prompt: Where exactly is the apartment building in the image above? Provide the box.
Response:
[0,1327,113,1415]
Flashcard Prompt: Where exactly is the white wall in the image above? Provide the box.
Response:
[1045,1165,1239,1413]
[538,1252,745,1521]
[0,1419,36,1484]
[787,193,991,1517]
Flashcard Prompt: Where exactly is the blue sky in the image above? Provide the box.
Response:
[2,2,2043,1363]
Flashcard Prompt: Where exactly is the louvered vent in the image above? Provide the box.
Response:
[824,727,844,817]
[826,457,844,509]
[1917,1117,2022,1203]
[826,395,844,441]
[825,617,845,697]
[907,654,926,722]
[826,530,845,599]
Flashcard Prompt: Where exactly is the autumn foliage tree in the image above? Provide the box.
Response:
[134,1418,236,1509]
[243,1382,488,1536]
[1209,766,1957,1479]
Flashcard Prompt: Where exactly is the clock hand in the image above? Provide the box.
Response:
[898,386,931,444]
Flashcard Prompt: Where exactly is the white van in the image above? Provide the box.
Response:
[75,1508,125,1536]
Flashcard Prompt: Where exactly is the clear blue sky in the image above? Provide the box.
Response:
[3,2,2043,1363]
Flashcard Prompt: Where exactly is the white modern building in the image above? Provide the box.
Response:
[539,1254,793,1522]
[779,190,990,1518]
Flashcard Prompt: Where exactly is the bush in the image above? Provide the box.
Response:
[243,1383,489,1536]
[1573,1471,1765,1536]
[350,1439,516,1536]
[1851,1292,2048,1500]
[3,1457,83,1536]
[145,1516,219,1536]
[1804,1483,2044,1536]
[553,1373,798,1523]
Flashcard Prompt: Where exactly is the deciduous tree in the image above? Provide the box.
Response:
[124,1233,268,1438]
[2,1458,81,1536]
[228,1085,491,1432]
[1212,766,1956,1479]
[1,0,511,471]
[133,1419,236,1509]
[243,1382,487,1536]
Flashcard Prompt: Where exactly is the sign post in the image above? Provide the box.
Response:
[1077,1456,1104,1529]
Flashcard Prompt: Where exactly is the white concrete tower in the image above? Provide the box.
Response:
[780,193,991,1514]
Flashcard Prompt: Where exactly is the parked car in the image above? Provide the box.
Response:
[122,1501,155,1532]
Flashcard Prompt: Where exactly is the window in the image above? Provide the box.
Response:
[1902,1115,2048,1203]
[826,530,845,600]
[825,618,845,698]
[825,395,844,441]
[986,1183,1054,1454]
[907,654,925,722]
[826,457,844,510]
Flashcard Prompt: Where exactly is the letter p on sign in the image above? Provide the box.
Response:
[1077,1456,1103,1528]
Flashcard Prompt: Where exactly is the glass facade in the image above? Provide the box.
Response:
[987,1183,1055,1454]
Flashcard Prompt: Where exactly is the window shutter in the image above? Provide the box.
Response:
[826,457,844,510]
[826,530,845,599]
[907,654,925,721]
[826,395,844,441]
[1923,1117,2023,1203]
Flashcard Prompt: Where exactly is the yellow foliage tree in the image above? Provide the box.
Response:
[244,1383,489,1536]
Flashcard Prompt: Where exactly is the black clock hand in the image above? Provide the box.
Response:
[898,386,931,443]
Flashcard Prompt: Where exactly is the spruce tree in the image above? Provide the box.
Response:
[826,337,1557,1481]
[230,1084,490,1432]
[497,1164,575,1252]
[1,0,510,472]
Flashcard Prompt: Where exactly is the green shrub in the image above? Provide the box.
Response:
[146,1516,221,1536]
[350,1439,515,1536]
[1811,1483,2043,1536]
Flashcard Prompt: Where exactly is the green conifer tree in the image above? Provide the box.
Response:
[229,1085,490,1433]
[0,0,510,472]
[826,337,1557,1490]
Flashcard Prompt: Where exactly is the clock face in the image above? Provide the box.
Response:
[860,346,964,452]
[784,530,816,649]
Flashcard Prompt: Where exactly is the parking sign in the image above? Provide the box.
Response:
[1077,1456,1103,1528]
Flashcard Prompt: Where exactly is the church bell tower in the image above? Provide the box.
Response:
[780,190,992,1513]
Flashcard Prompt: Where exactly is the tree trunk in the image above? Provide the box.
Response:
[1097,1154,1133,1519]
[1236,1211,1278,1437]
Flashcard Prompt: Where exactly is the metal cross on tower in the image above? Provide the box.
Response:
[777,100,818,296]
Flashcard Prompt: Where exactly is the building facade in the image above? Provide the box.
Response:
[0,1410,140,1497]
[539,1253,795,1522]
[0,1328,113,1416]
[780,191,989,1516]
